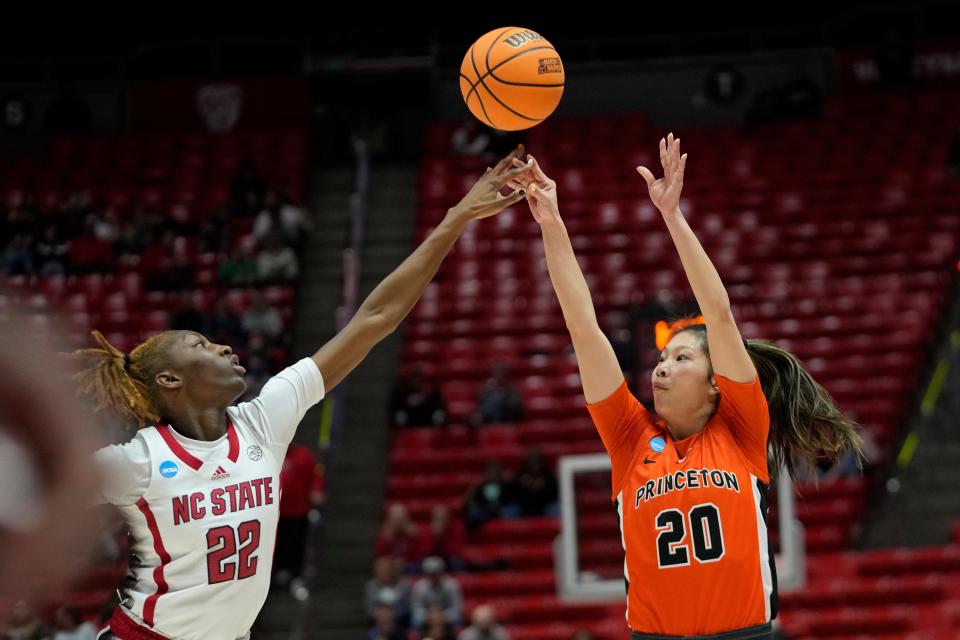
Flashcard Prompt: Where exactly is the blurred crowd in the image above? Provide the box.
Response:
[1,160,311,396]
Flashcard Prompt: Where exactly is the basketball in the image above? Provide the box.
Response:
[459,27,564,131]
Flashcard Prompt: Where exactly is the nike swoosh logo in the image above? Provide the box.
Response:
[643,458,656,464]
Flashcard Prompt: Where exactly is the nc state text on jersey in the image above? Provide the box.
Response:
[172,477,275,525]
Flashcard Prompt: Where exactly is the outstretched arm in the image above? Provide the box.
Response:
[312,147,531,391]
[508,156,623,404]
[637,133,755,383]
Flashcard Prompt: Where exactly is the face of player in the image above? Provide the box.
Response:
[651,331,718,434]
[160,332,247,407]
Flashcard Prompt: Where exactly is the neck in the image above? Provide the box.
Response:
[664,410,712,441]
[164,405,228,441]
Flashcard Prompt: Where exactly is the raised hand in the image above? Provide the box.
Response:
[637,132,687,215]
[507,154,559,224]
[451,145,532,220]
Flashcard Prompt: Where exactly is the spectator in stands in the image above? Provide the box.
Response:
[389,367,447,427]
[91,209,120,245]
[364,556,412,629]
[570,631,595,640]
[451,120,491,158]
[465,460,514,531]
[142,230,191,291]
[59,193,93,239]
[242,290,283,339]
[506,448,558,518]
[417,604,457,640]
[199,209,231,254]
[420,504,465,571]
[35,224,69,275]
[1,600,49,640]
[168,204,195,238]
[458,605,508,640]
[168,291,208,334]
[243,329,277,370]
[208,298,246,349]
[274,443,324,593]
[52,605,97,640]
[229,160,267,218]
[411,556,463,629]
[256,234,299,283]
[69,215,115,273]
[253,189,312,245]
[3,202,40,242]
[471,362,523,426]
[116,207,152,258]
[366,601,404,640]
[375,503,424,570]
[1,233,34,275]
[218,242,260,286]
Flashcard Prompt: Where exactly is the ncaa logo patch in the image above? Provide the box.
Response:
[247,445,263,461]
[159,460,179,478]
[649,436,666,453]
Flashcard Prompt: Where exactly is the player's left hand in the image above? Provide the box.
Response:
[637,132,687,215]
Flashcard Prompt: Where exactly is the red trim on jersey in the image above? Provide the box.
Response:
[156,424,203,471]
[227,418,239,463]
[136,498,170,627]
[107,607,174,640]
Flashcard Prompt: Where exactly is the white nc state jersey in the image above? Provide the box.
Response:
[94,358,324,640]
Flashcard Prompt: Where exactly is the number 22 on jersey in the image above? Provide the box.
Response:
[206,520,261,584]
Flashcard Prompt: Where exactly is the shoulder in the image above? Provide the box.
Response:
[232,359,325,413]
[279,357,323,383]
[715,374,768,409]
[93,430,154,506]
[94,430,151,466]
[713,374,770,431]
[587,380,657,442]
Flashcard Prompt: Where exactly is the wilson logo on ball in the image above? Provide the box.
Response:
[503,30,543,48]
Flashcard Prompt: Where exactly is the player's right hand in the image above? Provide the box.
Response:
[508,154,559,224]
[448,145,532,220]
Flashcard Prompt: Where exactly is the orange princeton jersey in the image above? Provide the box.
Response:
[587,376,776,636]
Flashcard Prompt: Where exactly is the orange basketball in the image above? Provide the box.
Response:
[460,27,564,131]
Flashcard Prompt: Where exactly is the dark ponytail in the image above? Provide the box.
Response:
[676,324,864,482]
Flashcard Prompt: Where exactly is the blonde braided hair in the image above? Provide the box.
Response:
[72,330,181,427]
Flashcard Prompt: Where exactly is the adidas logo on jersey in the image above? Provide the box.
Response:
[211,465,230,481]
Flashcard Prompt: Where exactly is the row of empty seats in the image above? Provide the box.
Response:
[1,129,306,219]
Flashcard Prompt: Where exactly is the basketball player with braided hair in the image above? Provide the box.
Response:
[79,147,531,640]
[507,136,862,638]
